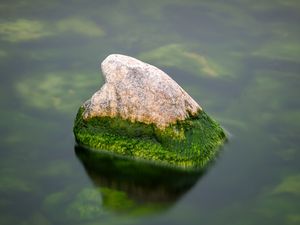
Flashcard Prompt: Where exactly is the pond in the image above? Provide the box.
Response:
[0,0,299,224]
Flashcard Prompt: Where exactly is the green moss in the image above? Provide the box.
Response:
[73,107,226,169]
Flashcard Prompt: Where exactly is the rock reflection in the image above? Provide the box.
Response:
[75,145,205,215]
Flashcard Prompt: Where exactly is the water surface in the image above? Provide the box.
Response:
[0,0,299,224]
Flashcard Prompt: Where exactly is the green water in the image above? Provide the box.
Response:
[0,0,299,224]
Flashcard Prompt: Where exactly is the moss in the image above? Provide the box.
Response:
[73,107,226,169]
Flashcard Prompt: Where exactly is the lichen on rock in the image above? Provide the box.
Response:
[74,54,226,169]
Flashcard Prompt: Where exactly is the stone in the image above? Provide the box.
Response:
[74,54,226,169]
[83,54,201,128]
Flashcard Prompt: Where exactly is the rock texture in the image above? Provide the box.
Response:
[83,54,201,128]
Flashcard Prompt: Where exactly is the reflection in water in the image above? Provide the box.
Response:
[75,145,206,215]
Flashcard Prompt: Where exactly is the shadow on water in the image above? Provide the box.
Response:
[74,145,208,216]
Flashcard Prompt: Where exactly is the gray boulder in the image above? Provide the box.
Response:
[83,54,201,129]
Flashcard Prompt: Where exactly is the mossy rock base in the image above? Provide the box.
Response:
[73,107,226,169]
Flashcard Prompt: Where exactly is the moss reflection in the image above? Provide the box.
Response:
[75,145,205,216]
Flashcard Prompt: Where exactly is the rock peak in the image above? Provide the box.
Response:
[83,54,202,128]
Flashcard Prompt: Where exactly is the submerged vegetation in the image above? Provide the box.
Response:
[139,44,220,78]
[0,18,105,42]
[0,19,51,42]
[15,71,101,114]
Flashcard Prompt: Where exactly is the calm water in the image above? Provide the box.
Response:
[0,0,299,224]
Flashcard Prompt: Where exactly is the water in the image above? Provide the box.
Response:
[0,0,299,224]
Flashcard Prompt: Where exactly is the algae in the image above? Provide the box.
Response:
[66,188,105,219]
[0,49,7,58]
[139,44,221,78]
[139,43,244,80]
[0,19,51,42]
[56,18,105,37]
[44,191,69,208]
[271,174,300,196]
[16,71,101,114]
[254,190,300,225]
[38,160,73,177]
[74,107,226,169]
[0,18,105,43]
[0,177,32,193]
[252,40,300,62]
[20,212,51,225]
